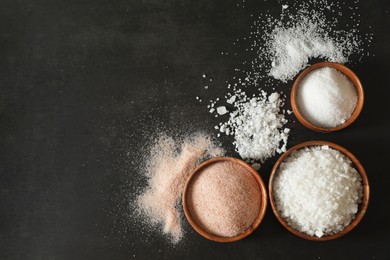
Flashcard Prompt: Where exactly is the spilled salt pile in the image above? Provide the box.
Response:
[218,91,289,168]
[296,67,358,128]
[267,17,347,82]
[136,133,224,244]
[272,145,363,238]
[257,1,371,82]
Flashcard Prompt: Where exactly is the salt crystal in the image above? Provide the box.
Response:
[217,106,228,115]
[227,95,236,104]
[268,92,280,103]
[222,91,289,162]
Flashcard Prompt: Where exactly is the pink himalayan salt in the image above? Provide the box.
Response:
[136,133,224,244]
[187,161,261,237]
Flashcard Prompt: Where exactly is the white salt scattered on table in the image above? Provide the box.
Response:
[220,91,289,163]
[272,145,363,238]
[296,67,357,128]
[251,1,372,82]
[267,18,347,82]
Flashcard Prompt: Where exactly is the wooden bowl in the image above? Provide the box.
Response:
[291,62,364,132]
[182,157,267,242]
[269,140,370,241]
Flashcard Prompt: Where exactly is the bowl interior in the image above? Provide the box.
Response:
[291,62,364,132]
[269,140,369,241]
[182,157,268,242]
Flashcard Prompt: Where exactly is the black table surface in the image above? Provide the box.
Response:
[1,0,390,259]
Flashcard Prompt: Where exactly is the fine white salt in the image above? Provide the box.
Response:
[296,67,357,128]
[267,18,347,82]
[273,145,363,238]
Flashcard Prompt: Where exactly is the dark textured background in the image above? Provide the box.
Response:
[1,0,389,259]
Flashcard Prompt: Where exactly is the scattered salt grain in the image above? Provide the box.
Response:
[296,67,357,128]
[227,95,237,104]
[216,106,228,115]
[272,145,363,238]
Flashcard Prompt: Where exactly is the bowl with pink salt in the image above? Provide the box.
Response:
[291,62,364,132]
[182,157,267,242]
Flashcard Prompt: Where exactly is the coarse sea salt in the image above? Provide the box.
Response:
[217,106,228,115]
[219,90,289,165]
[296,67,357,128]
[272,145,363,238]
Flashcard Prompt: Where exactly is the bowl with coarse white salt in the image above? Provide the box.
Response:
[291,62,364,132]
[269,140,369,241]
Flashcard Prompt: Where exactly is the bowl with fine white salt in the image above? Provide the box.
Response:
[269,140,369,241]
[291,62,364,132]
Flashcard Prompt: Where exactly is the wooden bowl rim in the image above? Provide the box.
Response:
[291,62,364,133]
[182,157,268,243]
[269,140,370,241]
